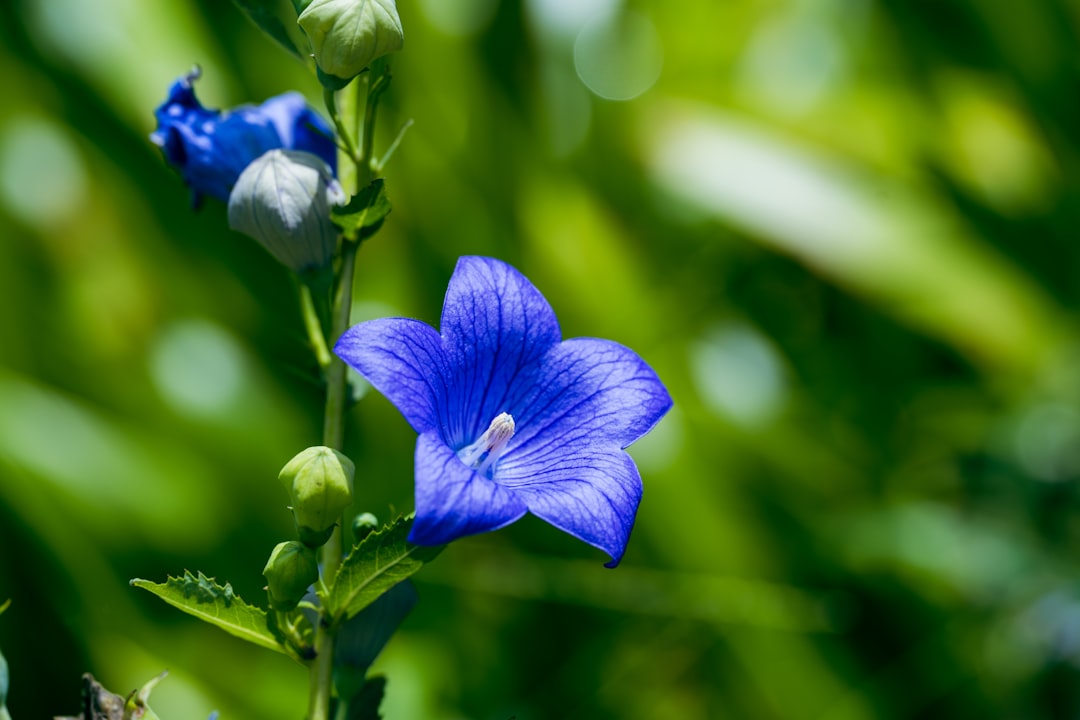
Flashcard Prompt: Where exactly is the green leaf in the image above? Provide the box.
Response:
[325,515,443,624]
[345,676,387,720]
[131,571,289,658]
[0,599,8,616]
[331,179,391,242]
[334,581,417,700]
[231,0,305,60]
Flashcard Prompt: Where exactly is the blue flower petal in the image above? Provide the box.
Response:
[409,431,528,545]
[334,318,450,435]
[439,257,562,448]
[509,450,643,567]
[504,337,673,462]
[257,93,338,171]
[150,75,206,167]
[151,71,336,206]
[180,110,282,204]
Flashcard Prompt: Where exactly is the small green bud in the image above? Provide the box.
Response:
[227,149,346,273]
[351,512,379,541]
[263,541,320,611]
[298,0,404,83]
[280,446,355,547]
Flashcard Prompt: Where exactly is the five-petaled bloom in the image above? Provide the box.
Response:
[151,68,337,206]
[335,257,672,567]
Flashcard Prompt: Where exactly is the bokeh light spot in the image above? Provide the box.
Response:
[690,323,786,427]
[737,16,845,115]
[574,11,663,101]
[525,0,621,40]
[150,319,247,418]
[418,0,498,36]
[1013,403,1080,482]
[0,117,87,229]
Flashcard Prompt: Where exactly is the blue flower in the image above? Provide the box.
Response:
[151,68,337,206]
[335,257,672,567]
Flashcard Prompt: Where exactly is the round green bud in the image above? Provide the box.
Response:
[351,512,379,541]
[298,0,404,83]
[227,149,346,273]
[263,541,320,611]
[280,446,355,547]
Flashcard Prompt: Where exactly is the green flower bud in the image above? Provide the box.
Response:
[298,0,404,83]
[280,446,355,547]
[263,541,320,611]
[351,512,379,541]
[227,149,346,273]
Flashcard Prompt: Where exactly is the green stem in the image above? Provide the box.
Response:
[323,239,359,453]
[307,240,359,720]
[358,62,390,187]
[308,65,389,720]
[299,283,332,370]
[324,87,360,167]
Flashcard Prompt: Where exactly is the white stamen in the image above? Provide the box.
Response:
[458,412,516,473]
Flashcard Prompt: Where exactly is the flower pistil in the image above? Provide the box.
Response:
[458,412,515,474]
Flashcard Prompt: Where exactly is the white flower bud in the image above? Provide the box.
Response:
[227,149,346,273]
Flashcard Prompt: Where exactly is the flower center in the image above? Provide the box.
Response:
[458,412,515,474]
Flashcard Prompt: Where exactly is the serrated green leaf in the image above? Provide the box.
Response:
[232,0,305,60]
[131,571,288,657]
[331,179,391,242]
[325,515,443,624]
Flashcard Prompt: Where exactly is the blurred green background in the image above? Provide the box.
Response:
[2,0,1080,717]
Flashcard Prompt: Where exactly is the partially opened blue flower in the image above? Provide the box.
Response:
[151,68,337,206]
[335,257,672,566]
